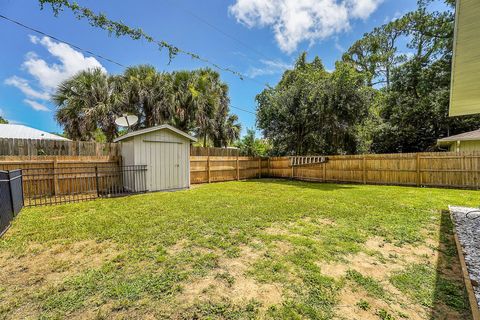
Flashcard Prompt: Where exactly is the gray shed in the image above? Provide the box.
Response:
[114,124,197,192]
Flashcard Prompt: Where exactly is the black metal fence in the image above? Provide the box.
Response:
[22,165,147,206]
[0,170,23,235]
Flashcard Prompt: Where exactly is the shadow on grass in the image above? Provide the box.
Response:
[249,177,356,191]
[431,211,473,319]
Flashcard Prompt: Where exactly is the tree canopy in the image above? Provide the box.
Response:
[54,66,241,146]
[257,0,480,155]
[256,53,373,155]
[234,129,271,157]
[0,116,8,124]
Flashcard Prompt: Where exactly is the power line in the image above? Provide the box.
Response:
[0,13,259,117]
[0,13,268,87]
[164,0,272,61]
[231,105,256,115]
[0,14,126,68]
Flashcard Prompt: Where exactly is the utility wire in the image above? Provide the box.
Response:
[231,105,256,115]
[0,14,126,68]
[0,13,268,87]
[0,13,258,117]
[164,0,272,61]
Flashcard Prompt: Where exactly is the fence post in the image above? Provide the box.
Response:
[258,158,262,178]
[53,158,59,196]
[416,153,421,187]
[7,171,15,214]
[362,156,366,184]
[267,157,271,178]
[236,153,240,181]
[291,157,294,179]
[207,148,211,183]
[323,162,326,182]
[95,166,100,197]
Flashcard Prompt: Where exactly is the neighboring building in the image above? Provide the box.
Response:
[449,0,480,116]
[0,124,70,141]
[114,124,197,192]
[437,129,480,152]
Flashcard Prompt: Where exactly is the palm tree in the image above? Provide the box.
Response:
[212,110,241,147]
[54,68,118,141]
[120,65,173,128]
[170,70,199,133]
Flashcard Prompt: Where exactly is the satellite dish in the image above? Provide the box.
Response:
[115,114,138,128]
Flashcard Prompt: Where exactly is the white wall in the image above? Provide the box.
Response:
[133,129,190,191]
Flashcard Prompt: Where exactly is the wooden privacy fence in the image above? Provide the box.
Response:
[191,152,480,189]
[190,146,240,157]
[190,155,267,183]
[0,138,119,156]
[268,152,480,189]
[0,156,123,205]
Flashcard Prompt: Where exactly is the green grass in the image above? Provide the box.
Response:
[345,269,386,298]
[0,179,477,319]
[390,263,467,311]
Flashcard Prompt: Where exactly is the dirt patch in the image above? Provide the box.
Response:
[167,239,190,255]
[263,216,336,237]
[319,236,439,281]
[178,245,283,309]
[334,287,427,320]
[0,240,120,319]
[263,226,290,236]
[321,235,464,320]
[365,236,437,265]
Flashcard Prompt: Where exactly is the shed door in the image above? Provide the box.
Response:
[136,131,189,191]
[149,141,187,191]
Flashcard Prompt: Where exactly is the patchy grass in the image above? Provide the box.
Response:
[0,179,477,319]
[390,263,467,311]
[345,269,386,299]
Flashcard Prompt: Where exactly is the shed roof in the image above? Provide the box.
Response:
[0,124,70,141]
[113,124,197,143]
[437,128,480,144]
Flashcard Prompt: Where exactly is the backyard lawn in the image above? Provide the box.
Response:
[0,179,478,319]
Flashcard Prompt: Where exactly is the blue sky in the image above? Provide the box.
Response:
[0,0,420,136]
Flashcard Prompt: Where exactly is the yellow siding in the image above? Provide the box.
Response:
[448,140,480,152]
[450,0,480,116]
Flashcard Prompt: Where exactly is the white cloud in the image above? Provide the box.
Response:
[24,36,105,90]
[4,35,105,112]
[229,0,383,53]
[23,99,50,112]
[4,76,51,100]
[247,59,293,78]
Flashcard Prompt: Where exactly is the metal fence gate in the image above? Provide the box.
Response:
[0,170,23,235]
[22,165,147,207]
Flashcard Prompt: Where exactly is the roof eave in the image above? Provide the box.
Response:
[113,125,197,143]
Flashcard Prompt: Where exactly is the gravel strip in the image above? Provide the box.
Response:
[450,206,480,309]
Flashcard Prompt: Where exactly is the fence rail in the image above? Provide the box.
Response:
[23,165,147,206]
[190,146,240,157]
[0,138,119,156]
